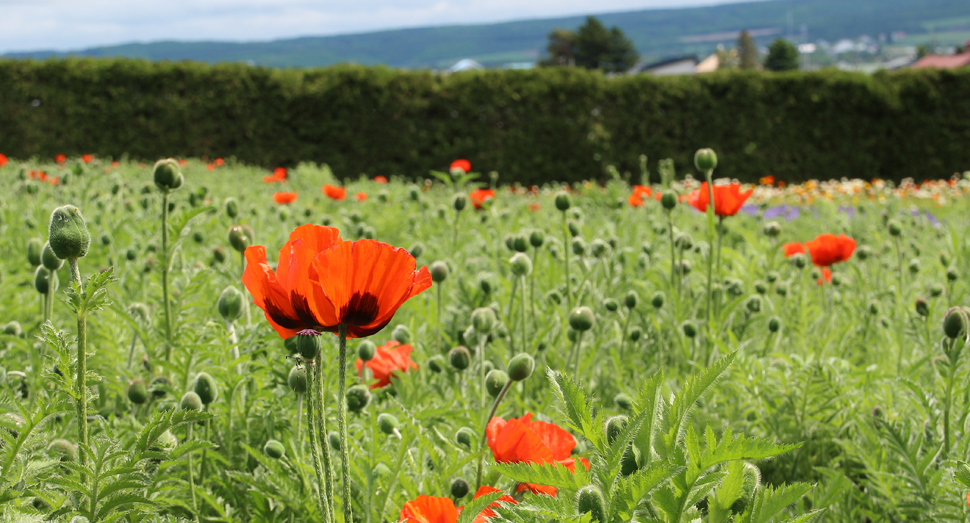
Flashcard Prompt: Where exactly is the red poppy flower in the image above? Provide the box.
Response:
[49,177,60,186]
[782,242,806,257]
[308,239,432,338]
[37,171,47,181]
[817,267,831,285]
[760,175,775,186]
[264,167,288,183]
[528,202,541,212]
[687,182,753,217]
[469,189,495,210]
[323,184,347,201]
[0,153,8,167]
[470,486,517,523]
[374,176,388,184]
[804,233,856,267]
[632,185,651,198]
[356,192,367,201]
[274,192,297,204]
[242,225,343,339]
[81,154,93,163]
[486,413,590,496]
[397,487,514,523]
[450,159,471,173]
[628,193,644,207]
[215,158,225,166]
[111,161,120,168]
[355,340,417,389]
[206,163,215,171]
[54,154,66,164]
[177,159,188,167]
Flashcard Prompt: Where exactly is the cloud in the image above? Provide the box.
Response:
[0,0,741,53]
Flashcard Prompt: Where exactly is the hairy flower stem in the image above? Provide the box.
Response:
[69,259,88,482]
[161,192,173,360]
[187,424,199,521]
[568,331,584,374]
[478,337,486,412]
[714,217,724,320]
[562,212,572,309]
[476,379,513,489]
[520,275,527,355]
[336,324,354,523]
[306,363,332,523]
[666,210,677,301]
[703,169,716,329]
[943,337,963,458]
[315,354,337,518]
[505,279,518,355]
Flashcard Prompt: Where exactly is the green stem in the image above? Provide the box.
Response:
[562,212,572,309]
[478,337,486,412]
[506,279,518,355]
[200,407,209,481]
[436,284,443,353]
[520,276,527,355]
[315,353,336,519]
[667,210,677,300]
[703,170,716,328]
[187,424,199,521]
[336,324,353,523]
[714,216,724,321]
[69,258,88,483]
[476,379,513,489]
[161,192,173,360]
[306,363,332,523]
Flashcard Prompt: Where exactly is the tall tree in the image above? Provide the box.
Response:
[540,29,577,66]
[764,38,800,71]
[738,30,761,70]
[572,16,639,73]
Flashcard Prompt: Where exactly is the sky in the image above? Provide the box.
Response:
[0,0,747,54]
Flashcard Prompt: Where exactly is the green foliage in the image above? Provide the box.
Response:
[572,17,639,73]
[764,39,800,72]
[738,30,761,70]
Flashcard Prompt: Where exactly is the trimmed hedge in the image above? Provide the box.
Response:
[0,58,968,185]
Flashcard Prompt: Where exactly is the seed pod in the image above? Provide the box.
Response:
[430,261,449,283]
[887,219,902,236]
[651,291,665,309]
[378,413,399,435]
[392,324,411,345]
[569,307,595,332]
[452,193,467,212]
[603,298,619,312]
[605,415,629,444]
[41,242,64,271]
[768,316,781,333]
[763,221,781,237]
[576,484,607,522]
[346,384,371,413]
[507,353,535,381]
[288,366,308,393]
[180,391,203,411]
[450,477,470,499]
[485,370,509,397]
[624,290,638,309]
[227,224,254,254]
[34,266,57,295]
[510,252,532,277]
[328,431,341,450]
[554,192,571,211]
[529,230,545,248]
[427,355,446,373]
[661,192,677,210]
[26,238,43,266]
[357,340,376,362]
[629,326,642,341]
[193,372,218,406]
[471,307,496,335]
[296,329,323,360]
[614,393,633,410]
[455,427,475,447]
[694,148,718,171]
[153,158,183,192]
[449,346,471,370]
[682,321,697,338]
[217,286,244,321]
[263,439,285,459]
[48,205,91,260]
[943,307,970,339]
[408,242,425,259]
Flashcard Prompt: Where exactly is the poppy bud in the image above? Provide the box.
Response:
[591,239,609,258]
[603,298,619,312]
[730,462,761,514]
[26,238,44,267]
[40,242,63,272]
[472,307,496,335]
[915,298,929,317]
[288,366,308,393]
[346,384,371,413]
[775,282,789,297]
[763,221,781,237]
[569,306,595,332]
[661,192,677,210]
[217,286,244,321]
[791,253,806,269]
[507,353,535,381]
[193,372,218,405]
[746,295,763,313]
[943,307,970,339]
[674,232,693,251]
[614,393,633,410]
[908,259,920,274]
[225,198,239,218]
[449,346,471,370]
[620,291,638,311]
[555,191,571,211]
[227,224,254,254]
[127,378,149,405]
[768,316,781,333]
[452,194,467,212]
[879,316,890,328]
[694,148,718,172]
[48,439,77,462]
[407,185,421,201]
[547,290,562,305]
[427,355,446,373]
[378,413,399,435]
[513,235,528,253]
[510,253,532,277]
[357,340,376,362]
[605,415,628,444]
[571,237,586,256]
[485,370,509,397]
[388,324,409,344]
[682,321,697,338]
[2,321,22,336]
[450,477,470,499]
[576,484,607,522]
[677,260,692,275]
[766,270,778,283]
[567,221,582,238]
[948,267,959,282]
[327,431,341,450]
[529,230,545,248]
[456,427,475,447]
[296,329,324,360]
[263,439,285,459]
[651,291,665,309]
[153,159,183,192]
[430,261,449,283]
[930,283,944,297]
[48,205,91,260]
[34,266,58,295]
[408,242,425,259]
[754,280,767,294]
[149,376,171,399]
[887,219,902,236]
[180,391,203,411]
[212,246,227,264]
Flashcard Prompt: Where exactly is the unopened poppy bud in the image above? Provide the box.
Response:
[227,224,254,254]
[879,316,890,328]
[153,159,183,192]
[212,246,227,264]
[856,245,871,260]
[746,295,763,313]
[456,427,475,447]
[753,280,767,294]
[127,378,149,405]
[694,148,718,171]
[450,477,470,499]
[763,221,781,237]
[661,192,677,210]
[775,282,789,297]
[225,198,239,218]
[193,372,218,405]
[568,221,582,238]
[766,270,779,283]
[768,316,781,333]
[509,252,532,277]
[48,205,90,260]
[548,290,562,305]
[915,298,929,317]
[620,292,638,311]
[529,230,545,248]
[180,391,203,411]
[26,238,43,266]
[948,267,959,282]
[576,484,607,522]
[217,286,244,321]
[427,355,446,373]
[2,321,22,336]
[908,259,920,274]
[571,237,586,256]
[629,326,642,341]
[614,393,633,410]
[485,370,509,397]
[682,321,697,338]
[677,260,692,275]
[930,283,944,297]
[48,438,77,462]
[674,232,693,251]
[452,193,467,212]
[943,307,970,339]
[513,234,528,253]
[408,242,425,259]
[590,239,609,258]
[731,462,761,514]
[603,298,619,312]
[507,353,535,381]
[41,242,63,271]
[263,439,285,459]
[605,415,628,444]
[569,306,595,332]
[296,329,323,359]
[887,219,902,236]
[357,340,376,362]
[378,413,399,435]
[449,346,471,370]
[791,253,806,268]
[554,191,571,211]
[286,366,307,394]
[503,234,515,251]
[392,324,411,344]
[651,291,665,309]
[430,261,449,283]
[346,384,371,413]
[472,307,496,335]
[328,431,341,450]
[34,266,57,295]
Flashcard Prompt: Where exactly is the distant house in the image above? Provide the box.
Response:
[695,54,719,73]
[448,59,484,72]
[631,55,698,76]
[910,52,970,70]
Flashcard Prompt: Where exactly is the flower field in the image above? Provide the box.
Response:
[1,151,970,522]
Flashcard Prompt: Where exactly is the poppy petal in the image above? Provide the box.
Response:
[241,246,303,338]
[399,495,458,523]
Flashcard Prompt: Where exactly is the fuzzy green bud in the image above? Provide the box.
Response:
[217,286,244,321]
[513,234,528,253]
[152,159,183,192]
[791,252,806,269]
[746,295,763,313]
[456,427,475,447]
[430,261,449,283]
[529,230,545,248]
[554,191,571,211]
[225,198,239,218]
[193,372,218,405]
[449,346,471,370]
[943,306,970,339]
[357,340,376,362]
[507,353,535,381]
[452,193,467,212]
[288,366,307,393]
[328,431,341,450]
[485,370,509,397]
[605,415,628,444]
[624,290,639,309]
[26,238,43,266]
[576,485,607,522]
[408,242,425,259]
[763,221,781,237]
[48,205,91,260]
[682,320,697,338]
[694,148,718,171]
[346,384,371,413]
[427,354,446,373]
[378,413,399,435]
[263,439,285,459]
[651,291,665,309]
[450,477,470,499]
[392,324,411,345]
[180,391,203,411]
[510,252,533,277]
[603,298,619,312]
[2,321,22,337]
[33,266,57,295]
[887,219,902,236]
[768,316,781,333]
[41,242,63,271]
[614,393,633,410]
[472,307,497,335]
[661,192,677,210]
[915,298,929,317]
[569,306,595,332]
[127,378,149,405]
[48,439,77,462]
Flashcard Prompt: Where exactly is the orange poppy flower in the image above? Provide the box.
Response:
[81,154,93,163]
[782,242,806,257]
[486,413,590,496]
[308,239,432,338]
[778,180,787,188]
[355,340,417,389]
[274,192,297,204]
[528,202,541,212]
[397,487,515,523]
[37,170,47,181]
[323,184,347,201]
[356,192,367,201]
[469,189,495,210]
[206,163,215,171]
[54,154,66,164]
[470,486,517,522]
[687,182,753,217]
[374,175,388,184]
[264,167,288,183]
[759,175,775,186]
[0,153,8,166]
[628,193,644,207]
[804,233,856,267]
[632,185,652,198]
[215,158,224,166]
[49,177,60,185]
[242,225,343,339]
[450,159,471,173]
[177,159,188,167]
[817,267,831,285]
[111,161,120,168]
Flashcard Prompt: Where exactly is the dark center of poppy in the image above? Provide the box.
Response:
[340,292,380,326]
[264,301,304,330]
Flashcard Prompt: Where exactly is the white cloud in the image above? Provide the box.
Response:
[0,0,743,53]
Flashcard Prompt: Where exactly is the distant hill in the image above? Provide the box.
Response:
[4,0,968,69]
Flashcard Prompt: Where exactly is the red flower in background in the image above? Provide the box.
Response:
[805,234,856,267]
[177,159,189,167]
[215,158,225,166]
[323,184,347,201]
[0,153,7,167]
[264,167,287,183]
[398,486,515,523]
[782,242,806,257]
[374,176,388,184]
[687,182,753,217]
[206,163,215,171]
[356,192,368,201]
[54,154,66,164]
[273,192,297,204]
[486,413,590,496]
[111,161,120,168]
[632,185,652,199]
[469,188,495,209]
[355,340,416,389]
[450,159,471,173]
[628,193,644,207]
[49,177,60,186]
[81,154,93,163]
[528,202,541,212]
[760,175,775,186]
